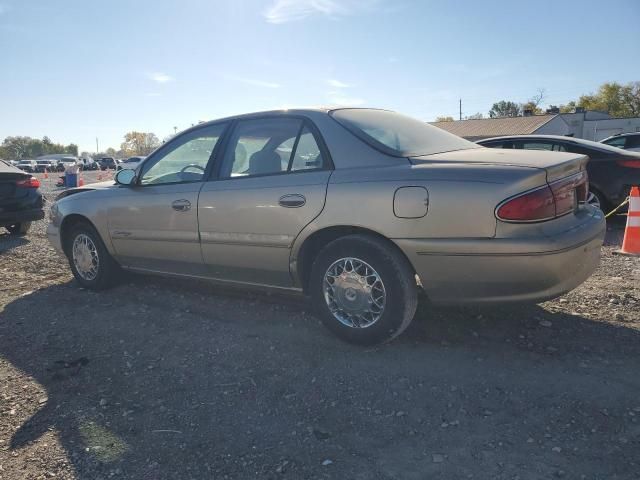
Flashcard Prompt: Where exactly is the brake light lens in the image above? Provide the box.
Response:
[617,159,640,168]
[497,171,588,222]
[15,177,40,188]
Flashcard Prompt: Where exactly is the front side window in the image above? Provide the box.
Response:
[221,118,325,178]
[331,108,478,157]
[140,123,226,185]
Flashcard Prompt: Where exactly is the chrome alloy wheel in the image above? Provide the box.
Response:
[72,233,100,281]
[586,191,601,210]
[323,257,386,328]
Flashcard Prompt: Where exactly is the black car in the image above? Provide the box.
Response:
[601,132,640,152]
[99,157,117,170]
[0,160,45,235]
[477,135,640,212]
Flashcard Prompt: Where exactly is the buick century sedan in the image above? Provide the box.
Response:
[48,108,605,344]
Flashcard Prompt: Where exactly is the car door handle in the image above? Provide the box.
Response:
[171,199,191,211]
[278,194,306,208]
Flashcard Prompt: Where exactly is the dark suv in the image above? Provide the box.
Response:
[99,157,117,170]
[0,160,45,235]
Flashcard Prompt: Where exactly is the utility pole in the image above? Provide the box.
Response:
[96,137,99,153]
[459,99,462,121]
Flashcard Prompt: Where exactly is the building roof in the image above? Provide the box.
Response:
[430,114,557,141]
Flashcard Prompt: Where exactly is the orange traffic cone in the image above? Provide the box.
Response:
[616,186,640,256]
[78,176,85,187]
[44,168,49,179]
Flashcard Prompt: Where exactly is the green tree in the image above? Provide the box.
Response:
[489,101,521,118]
[435,116,454,122]
[464,112,484,120]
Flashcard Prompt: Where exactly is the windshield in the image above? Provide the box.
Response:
[330,108,478,157]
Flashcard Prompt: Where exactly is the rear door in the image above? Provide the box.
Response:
[198,116,331,287]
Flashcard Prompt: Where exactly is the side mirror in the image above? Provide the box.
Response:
[115,168,136,186]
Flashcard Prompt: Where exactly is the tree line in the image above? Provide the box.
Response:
[0,136,78,160]
[436,80,640,121]
[1,131,161,161]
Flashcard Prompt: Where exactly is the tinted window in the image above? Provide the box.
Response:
[603,137,626,148]
[331,109,477,157]
[552,144,567,152]
[221,118,302,178]
[140,123,226,185]
[626,136,640,148]
[521,142,554,151]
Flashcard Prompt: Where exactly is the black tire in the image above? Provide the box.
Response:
[65,222,120,290]
[309,234,418,345]
[6,222,31,235]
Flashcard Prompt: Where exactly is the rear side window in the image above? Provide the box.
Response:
[331,109,477,157]
[603,136,626,148]
[521,142,554,151]
[220,118,326,178]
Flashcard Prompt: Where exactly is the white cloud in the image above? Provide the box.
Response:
[327,79,352,88]
[231,76,281,88]
[326,90,365,106]
[148,72,174,83]
[264,0,376,24]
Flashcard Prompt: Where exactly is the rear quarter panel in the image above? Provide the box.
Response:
[302,163,548,240]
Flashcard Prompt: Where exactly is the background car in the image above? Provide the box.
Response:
[16,160,37,173]
[477,135,640,212]
[0,160,45,235]
[601,132,640,152]
[34,159,57,173]
[79,157,98,170]
[99,157,117,170]
[48,108,604,345]
[116,156,146,171]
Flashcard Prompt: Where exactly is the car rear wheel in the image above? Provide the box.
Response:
[587,188,609,214]
[309,234,418,345]
[6,222,31,235]
[66,222,120,290]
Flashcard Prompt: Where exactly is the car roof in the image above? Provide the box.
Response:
[602,132,640,140]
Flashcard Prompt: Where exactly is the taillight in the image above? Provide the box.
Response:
[496,186,556,222]
[617,159,640,168]
[15,177,40,188]
[497,171,588,222]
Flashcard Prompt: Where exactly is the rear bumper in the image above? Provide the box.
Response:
[0,207,45,227]
[395,209,606,304]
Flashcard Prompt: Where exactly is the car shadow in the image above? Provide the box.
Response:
[1,280,639,479]
[0,233,29,253]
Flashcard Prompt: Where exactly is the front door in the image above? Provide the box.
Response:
[198,116,331,287]
[107,123,227,274]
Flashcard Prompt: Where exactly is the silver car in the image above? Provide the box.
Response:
[47,108,605,344]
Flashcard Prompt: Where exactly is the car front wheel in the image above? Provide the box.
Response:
[309,234,418,345]
[66,222,120,290]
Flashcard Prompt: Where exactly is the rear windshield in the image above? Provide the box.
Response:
[330,108,478,157]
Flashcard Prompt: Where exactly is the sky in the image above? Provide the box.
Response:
[0,0,638,154]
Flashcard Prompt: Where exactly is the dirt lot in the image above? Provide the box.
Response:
[1,170,639,479]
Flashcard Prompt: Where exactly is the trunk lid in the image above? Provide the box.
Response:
[0,162,29,201]
[411,148,588,182]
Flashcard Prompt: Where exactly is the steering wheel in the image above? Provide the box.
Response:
[180,164,206,174]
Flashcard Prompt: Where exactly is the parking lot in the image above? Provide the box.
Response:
[1,170,639,479]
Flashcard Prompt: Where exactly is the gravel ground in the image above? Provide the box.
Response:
[1,170,639,480]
